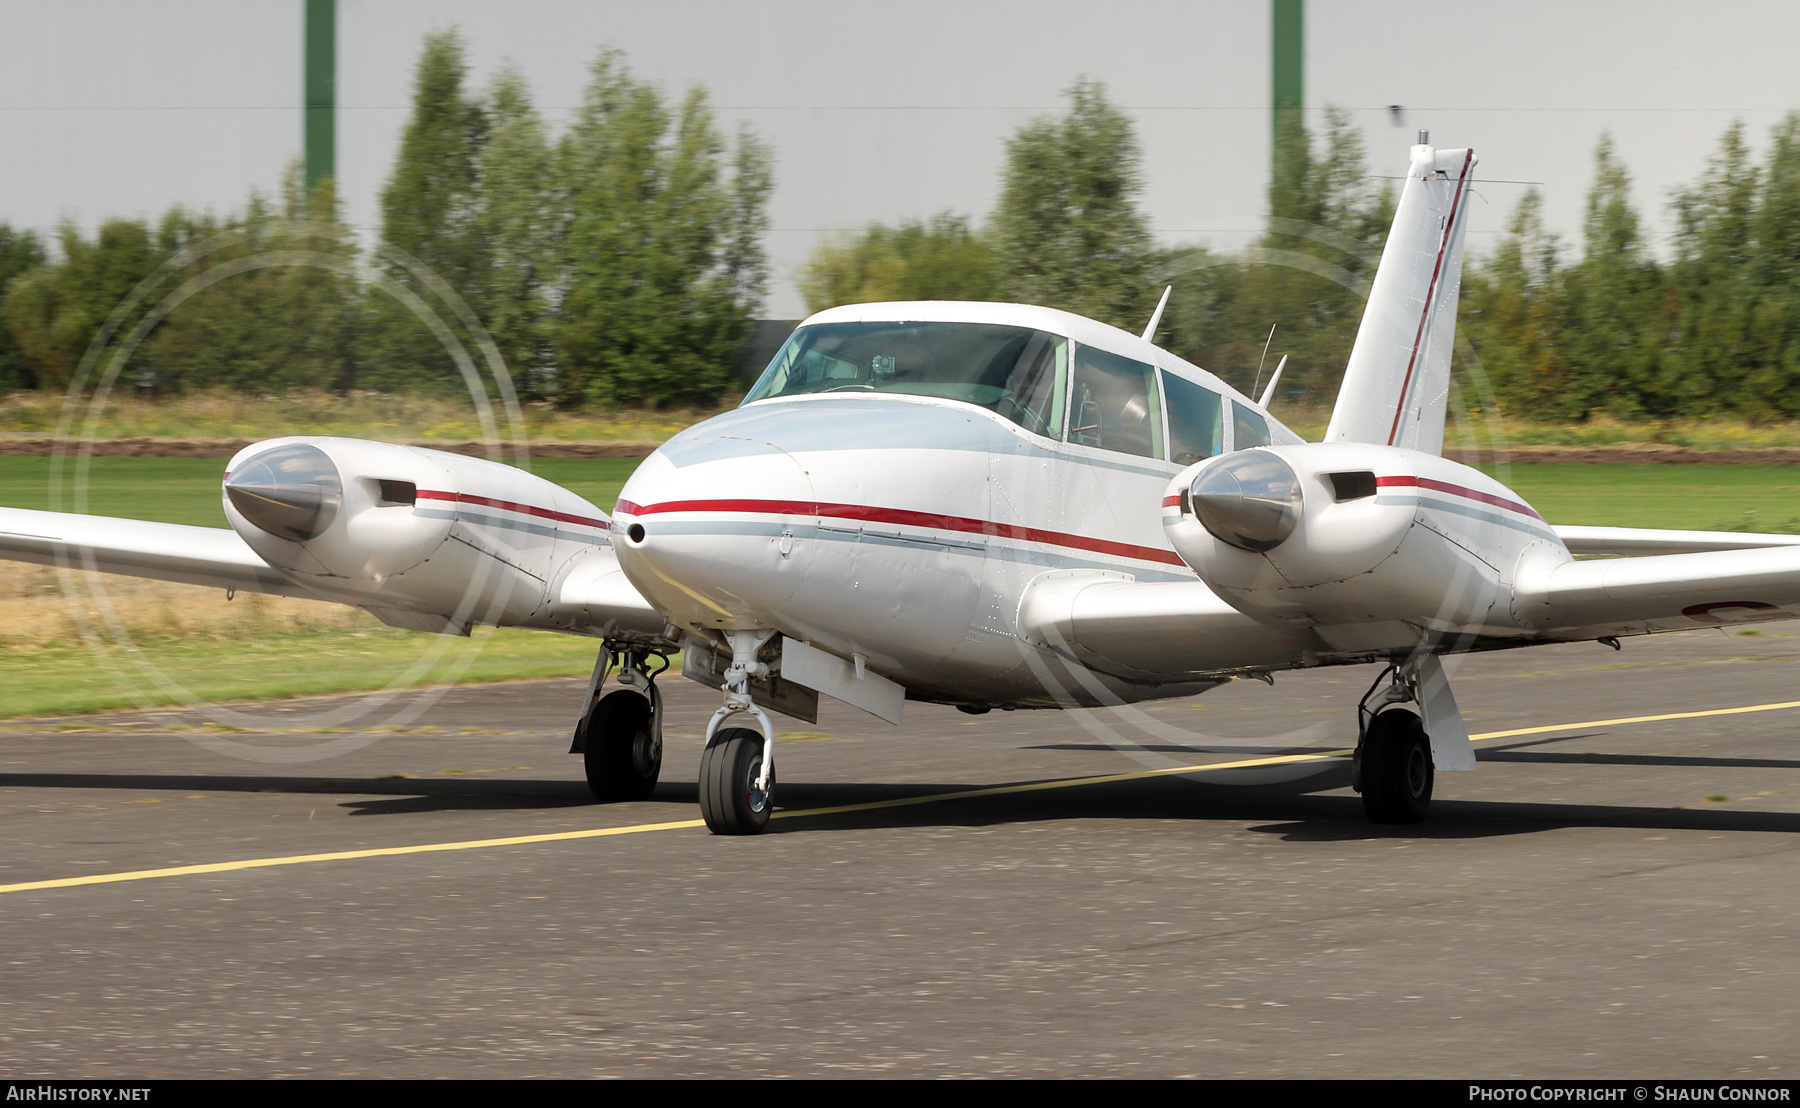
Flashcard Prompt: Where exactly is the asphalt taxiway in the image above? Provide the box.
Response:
[2,627,1797,1078]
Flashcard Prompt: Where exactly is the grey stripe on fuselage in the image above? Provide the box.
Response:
[415,507,611,546]
[642,517,1196,582]
[1375,494,1559,544]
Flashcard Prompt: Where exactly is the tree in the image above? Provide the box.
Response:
[554,50,772,408]
[0,225,47,391]
[141,169,362,395]
[1559,134,1670,418]
[990,78,1154,329]
[1162,106,1393,402]
[1668,121,1763,413]
[472,63,558,396]
[2,218,162,392]
[1460,187,1566,415]
[361,29,491,393]
[799,213,998,312]
[1746,112,1800,414]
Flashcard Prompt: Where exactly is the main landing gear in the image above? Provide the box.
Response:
[697,630,780,835]
[1352,663,1435,824]
[572,645,668,801]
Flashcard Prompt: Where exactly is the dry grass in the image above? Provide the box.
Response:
[0,561,373,654]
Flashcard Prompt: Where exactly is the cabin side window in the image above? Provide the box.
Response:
[1066,345,1162,460]
[1232,401,1272,450]
[1162,371,1224,465]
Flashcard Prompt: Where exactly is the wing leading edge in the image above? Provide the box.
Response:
[1555,525,1800,558]
[0,507,316,598]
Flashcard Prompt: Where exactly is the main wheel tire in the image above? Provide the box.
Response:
[1359,708,1434,824]
[698,726,775,835]
[581,690,661,802]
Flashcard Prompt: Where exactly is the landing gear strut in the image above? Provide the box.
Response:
[572,646,668,801]
[1353,663,1435,824]
[698,630,779,835]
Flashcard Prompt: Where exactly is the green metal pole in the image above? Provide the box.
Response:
[1271,0,1303,152]
[304,0,336,191]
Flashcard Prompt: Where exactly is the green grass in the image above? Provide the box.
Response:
[10,456,1794,533]
[3,626,602,720]
[4,456,1799,719]
[1474,465,1800,531]
[0,456,646,719]
[0,456,644,524]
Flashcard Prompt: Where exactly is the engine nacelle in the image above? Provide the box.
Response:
[223,437,608,632]
[1163,443,1561,650]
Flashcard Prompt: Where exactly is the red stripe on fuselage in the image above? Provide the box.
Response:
[415,489,609,530]
[1375,475,1542,521]
[616,497,1188,568]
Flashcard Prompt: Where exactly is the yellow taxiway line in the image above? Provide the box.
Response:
[6,696,1800,896]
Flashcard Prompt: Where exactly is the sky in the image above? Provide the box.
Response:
[5,0,1800,317]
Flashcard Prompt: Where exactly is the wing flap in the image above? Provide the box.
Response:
[0,506,315,598]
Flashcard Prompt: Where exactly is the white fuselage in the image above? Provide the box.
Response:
[614,391,1218,706]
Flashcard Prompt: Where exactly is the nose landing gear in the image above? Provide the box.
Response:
[698,630,780,835]
[1353,663,1436,824]
[572,645,669,801]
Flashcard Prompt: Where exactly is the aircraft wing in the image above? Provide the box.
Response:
[0,505,672,639]
[534,545,671,640]
[0,506,319,598]
[1018,574,1315,682]
[1555,525,1800,558]
[1524,545,1800,634]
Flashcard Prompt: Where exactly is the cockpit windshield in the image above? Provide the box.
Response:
[744,321,1067,439]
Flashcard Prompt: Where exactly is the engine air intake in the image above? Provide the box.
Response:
[1327,471,1378,502]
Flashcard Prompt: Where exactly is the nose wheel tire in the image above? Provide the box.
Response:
[699,726,775,835]
[1358,708,1434,824]
[580,689,662,802]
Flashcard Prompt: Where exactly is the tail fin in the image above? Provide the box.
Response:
[1324,139,1477,455]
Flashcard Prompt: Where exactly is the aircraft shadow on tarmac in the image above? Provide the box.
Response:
[1479,733,1800,771]
[5,753,1798,838]
[0,771,600,812]
[759,773,1800,841]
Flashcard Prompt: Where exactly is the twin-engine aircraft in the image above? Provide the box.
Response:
[9,137,1800,834]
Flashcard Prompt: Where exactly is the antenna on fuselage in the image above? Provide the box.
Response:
[1141,285,1172,342]
[1257,355,1288,408]
[1249,323,1277,400]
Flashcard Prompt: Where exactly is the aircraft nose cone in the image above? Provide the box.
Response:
[224,442,343,542]
[1191,449,1301,552]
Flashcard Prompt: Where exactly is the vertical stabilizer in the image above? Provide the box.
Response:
[1324,140,1477,455]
